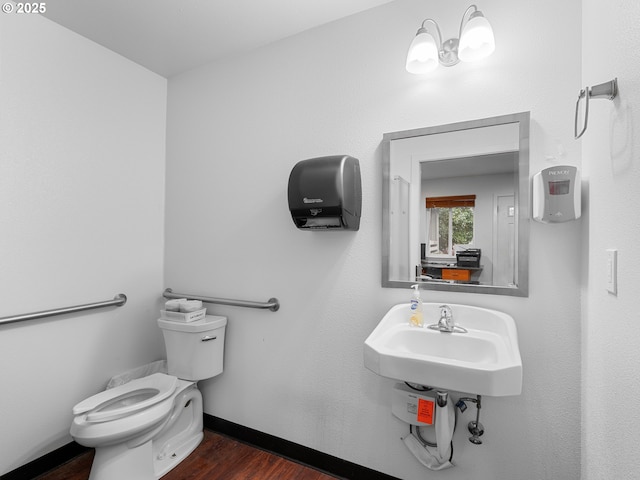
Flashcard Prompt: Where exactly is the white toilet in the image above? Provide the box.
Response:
[70,315,227,480]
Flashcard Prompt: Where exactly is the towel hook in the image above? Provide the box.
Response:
[574,78,618,139]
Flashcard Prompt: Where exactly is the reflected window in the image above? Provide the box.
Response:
[426,195,475,256]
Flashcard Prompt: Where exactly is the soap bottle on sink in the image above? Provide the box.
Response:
[409,284,424,327]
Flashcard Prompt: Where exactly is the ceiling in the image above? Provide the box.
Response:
[42,0,394,78]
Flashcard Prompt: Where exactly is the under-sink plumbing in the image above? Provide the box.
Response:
[456,395,484,444]
[404,384,486,446]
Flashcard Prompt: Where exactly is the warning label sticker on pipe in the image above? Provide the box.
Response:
[417,398,434,425]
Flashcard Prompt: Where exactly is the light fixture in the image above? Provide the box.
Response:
[405,5,495,74]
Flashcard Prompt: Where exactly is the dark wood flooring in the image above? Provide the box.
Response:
[36,430,339,480]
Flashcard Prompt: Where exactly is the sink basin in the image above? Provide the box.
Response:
[364,303,522,396]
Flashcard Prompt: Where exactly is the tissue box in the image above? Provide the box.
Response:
[160,308,207,323]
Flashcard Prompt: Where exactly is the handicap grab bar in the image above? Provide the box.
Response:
[163,288,279,312]
[0,294,127,326]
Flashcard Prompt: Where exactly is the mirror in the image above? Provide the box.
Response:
[382,112,530,296]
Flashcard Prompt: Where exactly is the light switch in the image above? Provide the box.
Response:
[606,249,617,295]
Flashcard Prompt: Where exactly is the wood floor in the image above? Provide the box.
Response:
[36,430,340,480]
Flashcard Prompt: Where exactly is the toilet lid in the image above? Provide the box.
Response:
[72,373,178,423]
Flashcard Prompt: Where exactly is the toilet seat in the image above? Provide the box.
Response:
[73,373,178,423]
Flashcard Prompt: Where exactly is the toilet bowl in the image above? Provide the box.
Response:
[70,315,227,480]
[71,373,179,448]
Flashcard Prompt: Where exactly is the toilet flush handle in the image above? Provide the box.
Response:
[201,335,217,342]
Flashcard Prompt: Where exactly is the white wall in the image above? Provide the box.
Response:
[582,0,640,479]
[165,0,583,479]
[0,13,167,475]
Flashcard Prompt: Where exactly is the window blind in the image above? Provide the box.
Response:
[425,194,476,209]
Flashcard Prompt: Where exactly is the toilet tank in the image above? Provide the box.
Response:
[157,315,227,381]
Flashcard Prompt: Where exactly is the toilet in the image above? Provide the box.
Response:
[70,315,227,480]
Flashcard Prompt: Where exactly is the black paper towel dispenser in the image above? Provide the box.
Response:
[288,155,361,230]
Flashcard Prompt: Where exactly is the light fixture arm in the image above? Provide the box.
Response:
[458,5,479,40]
[419,17,460,67]
[420,18,443,47]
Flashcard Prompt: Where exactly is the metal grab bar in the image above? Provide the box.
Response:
[163,288,280,312]
[0,294,127,326]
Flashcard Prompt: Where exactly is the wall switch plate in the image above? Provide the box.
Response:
[606,249,617,295]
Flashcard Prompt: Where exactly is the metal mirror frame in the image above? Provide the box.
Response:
[381,111,530,296]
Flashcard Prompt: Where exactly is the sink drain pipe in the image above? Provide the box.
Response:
[401,390,455,470]
[397,385,486,470]
[410,390,455,450]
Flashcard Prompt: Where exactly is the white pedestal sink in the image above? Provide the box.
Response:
[364,303,522,396]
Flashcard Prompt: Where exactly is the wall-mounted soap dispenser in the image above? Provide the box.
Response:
[288,155,362,230]
[532,165,581,223]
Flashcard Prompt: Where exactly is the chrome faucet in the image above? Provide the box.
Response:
[428,305,468,333]
[438,305,455,332]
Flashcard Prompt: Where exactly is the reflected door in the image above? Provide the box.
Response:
[494,195,515,286]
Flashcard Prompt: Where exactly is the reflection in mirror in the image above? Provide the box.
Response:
[382,112,530,296]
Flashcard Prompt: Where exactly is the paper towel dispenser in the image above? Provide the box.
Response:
[288,155,362,230]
